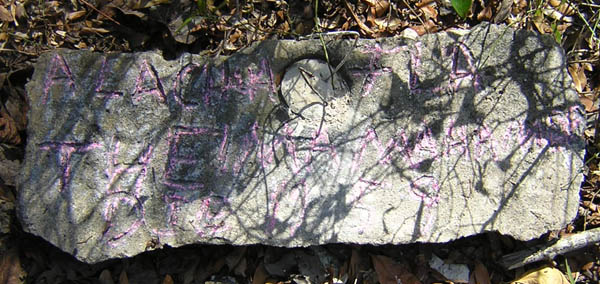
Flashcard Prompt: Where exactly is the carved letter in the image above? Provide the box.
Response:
[42,54,75,104]
[94,57,124,100]
[39,141,101,192]
[132,60,166,103]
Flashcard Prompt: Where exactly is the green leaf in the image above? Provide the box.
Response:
[451,0,472,18]
[552,22,562,43]
[197,0,207,16]
[565,258,576,284]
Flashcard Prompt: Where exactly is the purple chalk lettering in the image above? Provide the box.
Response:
[409,175,440,237]
[409,175,440,207]
[442,120,499,161]
[152,193,190,239]
[101,139,154,245]
[42,54,76,105]
[261,59,278,102]
[448,43,481,92]
[409,42,422,94]
[102,195,146,247]
[172,60,275,109]
[510,106,584,153]
[360,43,404,68]
[164,193,188,226]
[407,125,439,168]
[223,59,277,102]
[176,63,229,108]
[288,178,311,237]
[473,124,498,160]
[199,64,222,106]
[39,141,101,192]
[163,126,224,190]
[444,120,469,156]
[194,196,229,237]
[351,178,384,204]
[309,127,340,167]
[352,128,388,174]
[351,127,412,173]
[171,63,201,110]
[267,179,313,237]
[132,60,166,104]
[257,126,286,170]
[353,43,397,97]
[351,67,393,98]
[232,122,260,174]
[222,67,243,96]
[104,137,153,196]
[409,42,481,95]
[94,57,124,100]
[218,125,229,173]
[264,127,341,236]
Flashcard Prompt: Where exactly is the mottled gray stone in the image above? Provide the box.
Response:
[18,23,585,263]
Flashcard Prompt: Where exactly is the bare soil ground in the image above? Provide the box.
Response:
[1,0,600,283]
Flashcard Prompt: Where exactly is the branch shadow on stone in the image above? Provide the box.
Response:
[17,22,586,264]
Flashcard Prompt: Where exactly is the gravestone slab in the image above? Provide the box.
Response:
[19,23,585,263]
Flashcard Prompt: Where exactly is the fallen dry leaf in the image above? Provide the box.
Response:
[80,26,110,34]
[533,20,551,34]
[579,95,597,112]
[196,256,225,283]
[371,255,421,284]
[0,110,21,145]
[373,17,404,32]
[67,10,87,21]
[0,182,15,202]
[549,0,574,15]
[0,248,26,284]
[0,5,12,22]
[344,0,374,36]
[13,3,25,19]
[369,0,389,17]
[510,266,569,284]
[348,249,370,282]
[472,261,491,284]
[229,29,242,44]
[494,0,512,23]
[411,19,438,36]
[234,257,247,277]
[569,63,587,93]
[0,149,20,187]
[477,5,493,21]
[99,269,114,284]
[162,274,174,284]
[252,262,269,284]
[420,4,438,20]
[142,0,171,8]
[119,269,129,284]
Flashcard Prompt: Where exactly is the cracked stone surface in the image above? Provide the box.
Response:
[19,23,585,263]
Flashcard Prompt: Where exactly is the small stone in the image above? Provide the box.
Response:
[281,59,347,121]
[429,254,470,283]
[400,28,419,40]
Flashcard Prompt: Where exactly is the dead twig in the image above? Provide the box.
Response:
[500,227,600,270]
[78,0,122,26]
[0,48,38,56]
[343,0,374,36]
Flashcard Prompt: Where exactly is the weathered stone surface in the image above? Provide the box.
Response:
[19,23,585,263]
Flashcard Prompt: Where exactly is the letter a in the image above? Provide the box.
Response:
[42,54,75,104]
